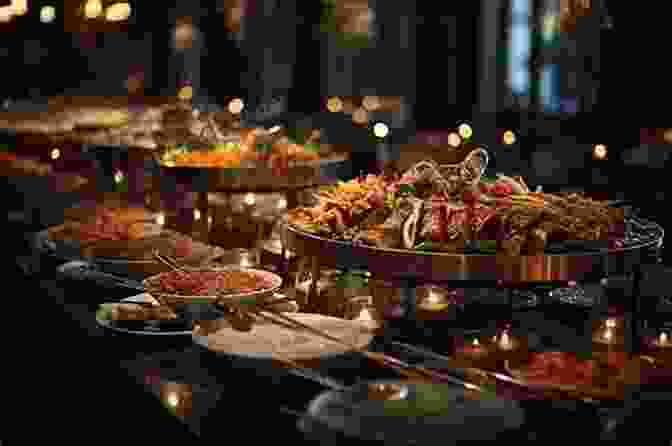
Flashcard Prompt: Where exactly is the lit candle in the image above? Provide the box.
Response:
[455,337,489,361]
[156,212,165,226]
[244,193,256,206]
[238,250,255,268]
[593,318,622,345]
[193,209,201,221]
[419,288,450,311]
[653,332,671,348]
[498,331,515,351]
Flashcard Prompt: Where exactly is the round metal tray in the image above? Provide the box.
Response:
[285,219,664,283]
[155,155,351,192]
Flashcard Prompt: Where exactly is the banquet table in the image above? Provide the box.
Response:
[5,194,672,444]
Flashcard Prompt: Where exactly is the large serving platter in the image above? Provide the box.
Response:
[154,154,351,192]
[285,218,664,283]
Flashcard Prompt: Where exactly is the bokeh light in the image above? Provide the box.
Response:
[458,123,473,139]
[40,6,56,23]
[228,98,244,114]
[326,97,343,113]
[447,132,462,148]
[503,130,516,145]
[373,122,389,138]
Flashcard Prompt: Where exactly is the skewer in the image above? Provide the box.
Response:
[243,306,483,391]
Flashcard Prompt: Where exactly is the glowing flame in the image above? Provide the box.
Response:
[207,216,213,225]
[603,327,613,342]
[114,170,125,184]
[12,0,27,15]
[458,123,473,139]
[84,0,102,18]
[277,198,287,210]
[373,122,389,138]
[156,212,165,226]
[472,338,480,347]
[447,132,462,148]
[498,331,513,350]
[50,148,60,160]
[658,332,669,346]
[105,2,131,22]
[166,392,179,408]
[178,86,193,101]
[40,6,56,23]
[228,98,244,114]
[243,193,256,205]
[605,318,616,328]
[326,97,343,113]
[193,209,201,221]
[503,130,516,145]
[593,144,607,159]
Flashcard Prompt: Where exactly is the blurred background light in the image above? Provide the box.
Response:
[40,6,56,23]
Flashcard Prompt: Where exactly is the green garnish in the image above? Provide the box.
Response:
[304,143,320,153]
[397,184,416,195]
[468,240,498,253]
[97,304,114,321]
[213,142,239,152]
[575,350,594,361]
[382,383,471,416]
[414,241,436,251]
[256,143,272,153]
[335,271,368,289]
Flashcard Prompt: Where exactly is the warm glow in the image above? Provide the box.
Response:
[50,148,60,160]
[228,98,244,114]
[277,198,287,210]
[114,170,125,184]
[105,2,131,22]
[498,331,514,350]
[207,215,213,225]
[326,97,343,113]
[605,318,616,329]
[12,0,27,15]
[193,209,201,221]
[174,23,194,49]
[362,96,381,111]
[373,122,389,138]
[659,332,669,346]
[156,212,165,226]
[166,392,179,408]
[593,144,607,159]
[178,86,193,101]
[472,338,480,346]
[447,132,462,147]
[427,289,441,304]
[0,8,13,23]
[352,108,369,124]
[84,0,102,19]
[458,123,473,139]
[244,193,256,205]
[664,129,672,144]
[503,130,516,145]
[603,327,613,342]
[267,125,282,134]
[40,6,56,23]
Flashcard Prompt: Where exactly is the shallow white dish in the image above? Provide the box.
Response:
[96,293,193,336]
[192,313,374,361]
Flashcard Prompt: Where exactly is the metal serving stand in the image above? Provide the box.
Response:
[285,219,665,355]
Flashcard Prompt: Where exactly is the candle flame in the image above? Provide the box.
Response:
[499,331,512,349]
[166,392,179,408]
[659,332,669,346]
[472,338,480,346]
[427,289,442,304]
[603,327,613,342]
[606,318,616,328]
[244,193,256,205]
[156,212,165,226]
[193,209,201,220]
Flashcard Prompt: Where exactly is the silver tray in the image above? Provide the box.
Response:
[284,219,664,283]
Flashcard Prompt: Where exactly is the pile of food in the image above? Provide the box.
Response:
[159,128,325,168]
[58,206,160,242]
[0,151,53,176]
[101,302,177,321]
[144,269,278,296]
[287,159,626,255]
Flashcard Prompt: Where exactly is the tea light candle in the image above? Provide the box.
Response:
[455,337,490,360]
[238,250,256,267]
[593,317,623,345]
[418,287,450,311]
[652,332,671,348]
[496,330,517,351]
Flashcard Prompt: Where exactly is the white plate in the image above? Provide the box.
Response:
[95,294,193,336]
[192,313,374,361]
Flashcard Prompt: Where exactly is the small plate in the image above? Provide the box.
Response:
[192,313,374,361]
[96,294,193,336]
